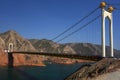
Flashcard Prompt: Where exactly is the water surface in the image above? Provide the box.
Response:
[0,62,91,80]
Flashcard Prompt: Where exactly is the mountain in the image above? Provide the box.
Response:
[66,43,120,57]
[0,30,44,66]
[29,39,76,54]
[0,37,5,51]
[0,30,120,66]
[29,39,120,57]
[0,30,37,51]
[65,43,101,56]
[0,30,119,56]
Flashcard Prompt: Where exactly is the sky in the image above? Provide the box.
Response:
[0,0,120,50]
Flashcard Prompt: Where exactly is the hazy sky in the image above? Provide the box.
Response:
[0,0,120,49]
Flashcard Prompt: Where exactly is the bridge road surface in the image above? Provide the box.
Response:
[8,51,103,61]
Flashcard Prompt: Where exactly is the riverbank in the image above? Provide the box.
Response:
[65,58,120,80]
[0,52,94,67]
[48,57,95,65]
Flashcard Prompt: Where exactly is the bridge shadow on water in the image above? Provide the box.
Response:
[7,53,39,80]
[7,67,40,80]
[8,53,13,68]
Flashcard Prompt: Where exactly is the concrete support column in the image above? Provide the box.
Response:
[100,2,114,57]
[8,43,14,68]
[109,15,114,57]
[101,8,106,57]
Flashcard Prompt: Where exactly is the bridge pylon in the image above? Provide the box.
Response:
[8,43,14,52]
[100,2,114,57]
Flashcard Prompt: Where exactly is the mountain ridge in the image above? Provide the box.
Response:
[0,30,37,51]
[0,30,120,66]
[0,30,120,57]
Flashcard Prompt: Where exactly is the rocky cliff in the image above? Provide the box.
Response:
[65,58,120,80]
[0,30,44,66]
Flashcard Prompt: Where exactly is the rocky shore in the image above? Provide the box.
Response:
[65,58,120,80]
[48,57,94,64]
[0,51,45,66]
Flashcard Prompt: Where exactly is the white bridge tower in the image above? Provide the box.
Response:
[100,2,114,57]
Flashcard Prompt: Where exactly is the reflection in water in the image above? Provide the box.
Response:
[0,62,93,80]
[7,68,14,80]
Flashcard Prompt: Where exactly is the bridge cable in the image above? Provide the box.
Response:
[107,3,120,6]
[56,15,101,43]
[51,7,100,41]
[115,8,120,10]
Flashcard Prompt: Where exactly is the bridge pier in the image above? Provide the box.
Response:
[8,53,14,68]
[7,43,14,68]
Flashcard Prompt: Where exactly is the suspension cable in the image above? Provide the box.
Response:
[56,15,101,43]
[51,7,100,41]
[115,8,120,10]
[107,3,120,6]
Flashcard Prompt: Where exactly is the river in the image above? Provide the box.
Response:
[0,62,92,80]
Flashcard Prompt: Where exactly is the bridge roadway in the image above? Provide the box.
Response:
[8,51,103,61]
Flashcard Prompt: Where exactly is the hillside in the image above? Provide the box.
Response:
[29,39,120,57]
[29,39,76,54]
[0,30,37,51]
[0,30,120,66]
[0,37,5,51]
[0,30,119,56]
[65,58,120,80]
[66,43,120,57]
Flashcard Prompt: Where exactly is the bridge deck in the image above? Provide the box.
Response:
[8,51,103,61]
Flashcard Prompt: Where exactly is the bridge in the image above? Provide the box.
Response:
[8,51,103,61]
[4,2,120,68]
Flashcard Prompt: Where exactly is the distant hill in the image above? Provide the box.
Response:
[29,39,76,54]
[0,37,5,51]
[29,39,120,57]
[0,30,37,51]
[66,43,120,57]
[0,30,119,57]
[0,30,120,66]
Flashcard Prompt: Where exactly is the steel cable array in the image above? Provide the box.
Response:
[51,7,100,41]
[56,15,101,43]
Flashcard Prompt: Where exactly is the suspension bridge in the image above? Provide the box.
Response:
[5,2,120,67]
